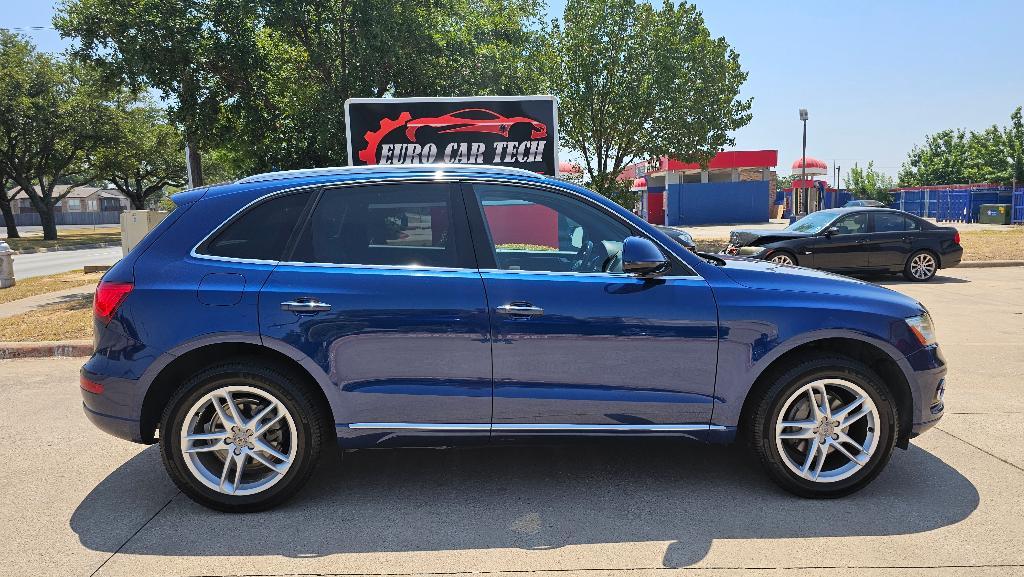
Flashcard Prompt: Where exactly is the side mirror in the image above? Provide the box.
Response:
[622,236,669,277]
[824,226,839,237]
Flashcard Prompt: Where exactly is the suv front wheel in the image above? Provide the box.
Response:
[750,356,898,498]
[160,362,325,512]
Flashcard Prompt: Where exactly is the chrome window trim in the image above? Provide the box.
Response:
[275,260,475,273]
[344,422,726,432]
[189,174,705,282]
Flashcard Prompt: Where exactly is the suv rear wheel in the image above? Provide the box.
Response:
[160,362,324,512]
[750,356,898,498]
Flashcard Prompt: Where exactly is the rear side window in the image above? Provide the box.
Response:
[201,192,310,260]
[289,183,459,268]
[873,212,906,232]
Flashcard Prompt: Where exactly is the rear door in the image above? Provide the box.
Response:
[868,211,912,269]
[806,212,870,270]
[258,181,493,442]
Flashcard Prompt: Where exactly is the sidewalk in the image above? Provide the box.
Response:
[0,284,96,320]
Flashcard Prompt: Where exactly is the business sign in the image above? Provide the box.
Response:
[345,96,558,175]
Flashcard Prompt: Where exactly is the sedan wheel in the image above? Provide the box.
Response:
[904,251,937,281]
[769,252,796,265]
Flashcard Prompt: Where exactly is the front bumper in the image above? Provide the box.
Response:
[905,345,946,438]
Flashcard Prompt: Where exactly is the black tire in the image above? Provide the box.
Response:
[748,356,898,498]
[159,361,325,512]
[903,250,938,282]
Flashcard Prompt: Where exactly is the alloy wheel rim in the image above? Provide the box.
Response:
[775,378,880,483]
[179,385,297,496]
[770,254,794,265]
[910,253,936,279]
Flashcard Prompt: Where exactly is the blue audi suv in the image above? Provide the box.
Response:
[81,165,946,511]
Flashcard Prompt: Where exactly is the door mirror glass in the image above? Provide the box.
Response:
[622,236,668,276]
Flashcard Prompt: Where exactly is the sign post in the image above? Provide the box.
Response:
[345,96,559,176]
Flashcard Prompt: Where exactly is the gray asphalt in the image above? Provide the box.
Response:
[11,247,122,279]
[0,266,1022,577]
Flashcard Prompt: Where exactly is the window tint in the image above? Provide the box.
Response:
[474,184,632,273]
[290,183,458,267]
[874,212,906,233]
[832,213,868,235]
[202,192,310,260]
[905,216,922,231]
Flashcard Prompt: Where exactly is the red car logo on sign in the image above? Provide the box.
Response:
[404,108,547,142]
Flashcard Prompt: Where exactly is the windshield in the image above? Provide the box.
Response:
[785,210,840,233]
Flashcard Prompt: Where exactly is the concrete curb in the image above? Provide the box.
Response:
[0,340,92,359]
[11,241,120,255]
[957,260,1024,268]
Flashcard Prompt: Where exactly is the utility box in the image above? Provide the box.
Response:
[120,210,168,256]
[978,204,1012,225]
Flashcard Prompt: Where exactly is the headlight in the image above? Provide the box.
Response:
[737,246,767,256]
[905,313,937,347]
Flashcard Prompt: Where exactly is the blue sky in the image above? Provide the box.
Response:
[4,1,1023,182]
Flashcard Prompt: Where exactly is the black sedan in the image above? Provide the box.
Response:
[725,208,963,281]
[655,225,696,251]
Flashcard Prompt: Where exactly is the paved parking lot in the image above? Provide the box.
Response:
[1,267,1023,577]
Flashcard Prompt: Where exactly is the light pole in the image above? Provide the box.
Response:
[799,108,808,215]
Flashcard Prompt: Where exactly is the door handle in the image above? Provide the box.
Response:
[856,238,868,243]
[496,303,544,317]
[281,299,332,314]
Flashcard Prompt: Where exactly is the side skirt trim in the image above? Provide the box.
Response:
[342,422,727,432]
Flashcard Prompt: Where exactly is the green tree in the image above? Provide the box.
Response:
[845,161,894,203]
[56,0,549,180]
[94,101,187,209]
[550,0,751,205]
[0,32,113,240]
[897,129,971,186]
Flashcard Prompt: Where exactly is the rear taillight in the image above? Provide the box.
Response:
[94,281,133,325]
[953,231,961,245]
[80,374,104,394]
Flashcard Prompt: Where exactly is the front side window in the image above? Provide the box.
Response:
[201,191,311,260]
[473,184,632,273]
[832,213,868,235]
[290,183,458,268]
[873,212,906,233]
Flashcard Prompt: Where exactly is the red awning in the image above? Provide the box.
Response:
[659,150,778,171]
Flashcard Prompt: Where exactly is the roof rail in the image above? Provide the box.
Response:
[235,164,543,185]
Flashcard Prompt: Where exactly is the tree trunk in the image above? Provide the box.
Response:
[39,206,58,240]
[130,194,145,210]
[0,200,19,238]
[186,141,204,188]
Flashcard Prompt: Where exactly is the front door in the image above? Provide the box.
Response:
[807,212,870,271]
[258,181,493,444]
[465,182,719,433]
